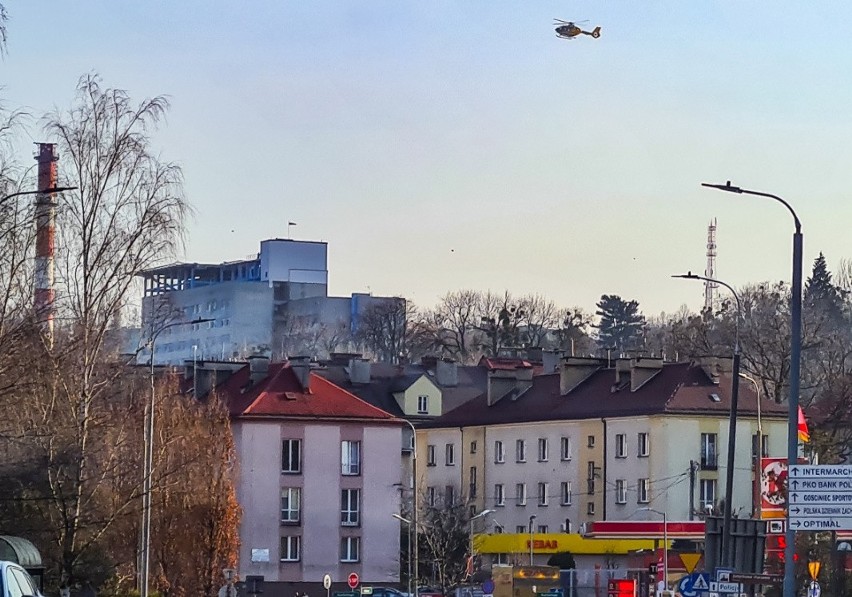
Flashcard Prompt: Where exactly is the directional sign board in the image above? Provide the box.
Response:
[789,465,852,530]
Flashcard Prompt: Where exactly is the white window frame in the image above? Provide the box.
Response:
[538,438,549,462]
[638,433,650,457]
[516,483,527,506]
[341,489,360,526]
[537,482,549,506]
[516,439,527,463]
[495,483,505,507]
[341,440,361,476]
[615,479,627,504]
[700,479,717,509]
[587,502,595,515]
[701,433,718,468]
[426,444,436,466]
[537,525,548,533]
[417,395,429,414]
[282,439,301,474]
[281,487,301,523]
[495,440,505,463]
[560,481,572,506]
[445,485,455,506]
[560,436,572,461]
[280,535,301,562]
[340,536,360,563]
[637,478,650,504]
[469,466,477,499]
[427,486,436,507]
[615,433,627,458]
[445,443,456,466]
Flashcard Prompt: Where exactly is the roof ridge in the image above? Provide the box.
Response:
[309,373,397,420]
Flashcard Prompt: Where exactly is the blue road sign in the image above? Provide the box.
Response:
[678,572,711,597]
[482,580,495,594]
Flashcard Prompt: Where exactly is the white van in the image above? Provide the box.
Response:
[0,561,43,597]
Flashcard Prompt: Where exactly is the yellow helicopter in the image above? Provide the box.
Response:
[554,19,601,40]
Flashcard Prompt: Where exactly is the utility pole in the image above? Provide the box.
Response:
[689,460,697,521]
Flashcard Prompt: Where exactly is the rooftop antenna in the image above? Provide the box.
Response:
[704,218,718,311]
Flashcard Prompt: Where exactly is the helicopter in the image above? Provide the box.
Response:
[554,19,601,40]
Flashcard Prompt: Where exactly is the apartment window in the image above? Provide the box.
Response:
[538,482,549,506]
[516,439,527,462]
[560,437,572,461]
[615,480,627,504]
[417,395,429,414]
[341,440,361,476]
[516,525,527,533]
[538,438,549,462]
[587,461,597,495]
[516,483,527,506]
[751,434,769,461]
[427,444,436,466]
[495,553,509,565]
[445,485,456,506]
[587,502,595,515]
[446,443,456,466]
[701,433,718,469]
[700,479,717,510]
[282,439,301,474]
[469,466,478,499]
[280,488,301,523]
[637,478,650,504]
[560,481,572,506]
[470,440,478,454]
[495,440,505,463]
[427,486,436,507]
[587,435,595,448]
[280,536,300,562]
[495,484,505,507]
[341,489,360,526]
[340,537,360,563]
[638,433,650,457]
[615,434,627,458]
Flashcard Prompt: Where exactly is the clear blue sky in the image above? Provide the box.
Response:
[4,1,852,317]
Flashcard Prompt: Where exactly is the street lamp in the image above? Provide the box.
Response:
[740,373,763,518]
[140,317,213,597]
[0,186,77,206]
[673,271,742,568]
[400,419,419,597]
[528,515,537,565]
[468,509,495,577]
[392,514,414,597]
[702,180,802,597]
[637,508,668,592]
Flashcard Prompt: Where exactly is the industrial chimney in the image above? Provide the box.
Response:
[34,143,58,345]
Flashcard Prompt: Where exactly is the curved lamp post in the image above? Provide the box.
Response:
[702,181,801,597]
[0,186,77,207]
[469,509,495,579]
[637,507,668,592]
[740,373,763,518]
[673,272,742,568]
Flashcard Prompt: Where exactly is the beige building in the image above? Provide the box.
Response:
[416,356,788,563]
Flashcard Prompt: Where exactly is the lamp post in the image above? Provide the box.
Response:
[673,271,742,568]
[0,186,77,207]
[740,373,763,518]
[140,317,213,597]
[401,419,419,596]
[528,515,537,565]
[637,507,668,592]
[702,181,802,597]
[392,514,414,597]
[468,509,494,580]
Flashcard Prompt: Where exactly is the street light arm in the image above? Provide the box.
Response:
[702,181,801,233]
[672,272,742,352]
[0,186,78,207]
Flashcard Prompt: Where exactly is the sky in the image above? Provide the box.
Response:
[3,1,852,318]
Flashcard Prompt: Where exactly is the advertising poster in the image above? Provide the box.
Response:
[760,457,788,519]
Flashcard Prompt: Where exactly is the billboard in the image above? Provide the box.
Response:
[760,457,788,519]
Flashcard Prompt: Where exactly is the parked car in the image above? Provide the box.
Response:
[368,588,407,597]
[0,561,43,597]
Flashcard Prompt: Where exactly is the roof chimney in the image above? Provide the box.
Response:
[290,356,311,391]
[559,357,606,395]
[436,359,458,387]
[248,355,270,383]
[629,357,663,391]
[542,351,563,374]
[349,358,371,385]
[487,365,533,406]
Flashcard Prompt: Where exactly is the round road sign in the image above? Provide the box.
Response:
[348,573,360,589]
[808,581,821,597]
[323,575,332,590]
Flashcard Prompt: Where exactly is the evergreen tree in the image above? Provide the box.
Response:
[804,252,844,322]
[594,294,645,353]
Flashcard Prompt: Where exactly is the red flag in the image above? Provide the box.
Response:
[798,406,809,443]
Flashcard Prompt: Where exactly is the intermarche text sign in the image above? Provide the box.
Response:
[789,465,852,531]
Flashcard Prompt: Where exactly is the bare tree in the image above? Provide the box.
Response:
[520,294,559,348]
[430,290,481,363]
[418,487,472,594]
[355,298,409,364]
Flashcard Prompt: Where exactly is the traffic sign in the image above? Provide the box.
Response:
[679,553,702,574]
[324,575,333,590]
[677,573,710,597]
[482,580,495,594]
[691,573,710,591]
[809,561,821,580]
[789,465,852,530]
[729,572,783,585]
[348,573,360,589]
[710,581,742,593]
[808,581,821,597]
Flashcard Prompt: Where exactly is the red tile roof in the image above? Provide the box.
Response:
[216,362,400,422]
[479,357,544,375]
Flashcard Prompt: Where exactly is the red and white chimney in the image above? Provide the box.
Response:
[34,142,58,343]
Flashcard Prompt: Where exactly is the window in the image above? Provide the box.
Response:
[8,568,36,597]
[469,466,478,499]
[587,502,595,515]
[587,435,596,448]
[516,483,527,506]
[445,443,456,466]
[560,437,572,461]
[701,433,718,469]
[417,395,429,414]
[637,478,650,504]
[560,481,572,505]
[470,440,478,454]
[341,440,361,475]
[281,488,301,523]
[427,444,436,466]
[538,482,549,506]
[615,479,627,504]
[700,479,717,510]
[638,433,650,457]
[495,440,505,463]
[282,439,301,474]
[516,525,527,533]
[538,438,549,462]
[587,461,597,495]
[751,434,769,461]
[615,434,627,458]
[537,525,549,533]
[340,537,360,562]
[341,489,360,526]
[427,486,436,507]
[280,536,301,562]
[445,485,455,506]
[516,439,527,462]
[495,553,509,565]
[495,484,505,507]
